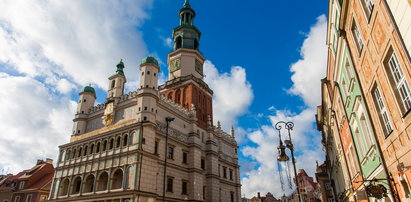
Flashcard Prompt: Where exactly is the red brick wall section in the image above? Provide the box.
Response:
[161,83,213,129]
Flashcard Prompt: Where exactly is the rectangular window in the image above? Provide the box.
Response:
[182,152,187,164]
[154,141,158,154]
[400,176,411,198]
[19,181,25,190]
[167,146,174,159]
[373,86,393,135]
[201,158,205,169]
[166,177,173,192]
[231,191,234,202]
[229,169,233,180]
[352,20,364,53]
[223,167,227,178]
[386,51,411,113]
[182,181,188,195]
[25,195,32,202]
[14,196,20,202]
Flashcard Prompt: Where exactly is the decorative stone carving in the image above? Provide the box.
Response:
[156,122,188,143]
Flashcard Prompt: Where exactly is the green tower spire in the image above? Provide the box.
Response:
[173,0,201,50]
[116,59,125,76]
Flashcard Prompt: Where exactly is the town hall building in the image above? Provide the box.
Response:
[48,1,241,201]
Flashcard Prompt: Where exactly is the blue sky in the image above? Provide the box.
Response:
[0,0,328,198]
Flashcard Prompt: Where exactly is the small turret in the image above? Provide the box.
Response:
[107,59,126,98]
[140,56,159,90]
[73,85,96,136]
[137,56,160,123]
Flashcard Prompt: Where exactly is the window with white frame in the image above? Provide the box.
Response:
[359,113,373,150]
[372,86,393,136]
[14,196,20,202]
[399,174,411,198]
[25,194,32,202]
[351,20,364,53]
[18,181,25,190]
[385,51,411,113]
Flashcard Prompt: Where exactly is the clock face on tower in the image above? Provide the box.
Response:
[195,59,203,75]
[170,58,181,72]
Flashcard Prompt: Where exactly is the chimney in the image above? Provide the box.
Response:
[46,158,53,164]
[258,192,261,198]
[36,159,44,165]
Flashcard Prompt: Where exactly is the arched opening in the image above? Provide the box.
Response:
[111,80,115,89]
[116,136,121,148]
[102,140,107,152]
[96,142,100,153]
[167,92,173,100]
[194,39,199,50]
[90,144,94,155]
[77,148,82,158]
[175,36,182,50]
[83,175,95,193]
[176,89,181,104]
[83,146,88,156]
[109,138,114,150]
[72,149,76,159]
[65,150,71,161]
[111,169,124,190]
[58,178,70,196]
[123,135,128,147]
[96,172,109,191]
[70,176,82,195]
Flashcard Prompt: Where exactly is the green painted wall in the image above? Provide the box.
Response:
[337,43,382,179]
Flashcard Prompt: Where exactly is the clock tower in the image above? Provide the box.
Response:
[160,0,213,129]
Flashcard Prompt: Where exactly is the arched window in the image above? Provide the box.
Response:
[175,36,182,50]
[65,150,71,161]
[109,138,114,150]
[83,175,95,193]
[111,169,124,190]
[111,80,115,89]
[70,176,82,195]
[123,135,128,147]
[77,148,82,158]
[194,39,199,50]
[96,172,109,191]
[176,89,181,104]
[168,92,173,100]
[83,146,88,156]
[58,178,70,196]
[96,142,100,153]
[72,149,76,159]
[102,140,107,152]
[116,136,121,148]
[90,144,94,155]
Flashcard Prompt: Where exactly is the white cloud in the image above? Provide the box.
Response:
[204,60,253,131]
[240,15,327,198]
[288,15,328,108]
[162,37,173,48]
[0,0,153,90]
[0,74,76,174]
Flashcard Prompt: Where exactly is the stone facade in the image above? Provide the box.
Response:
[48,1,241,202]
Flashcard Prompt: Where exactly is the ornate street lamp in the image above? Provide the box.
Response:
[162,116,175,202]
[275,121,301,202]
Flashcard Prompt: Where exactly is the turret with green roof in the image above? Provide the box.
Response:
[141,56,159,66]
